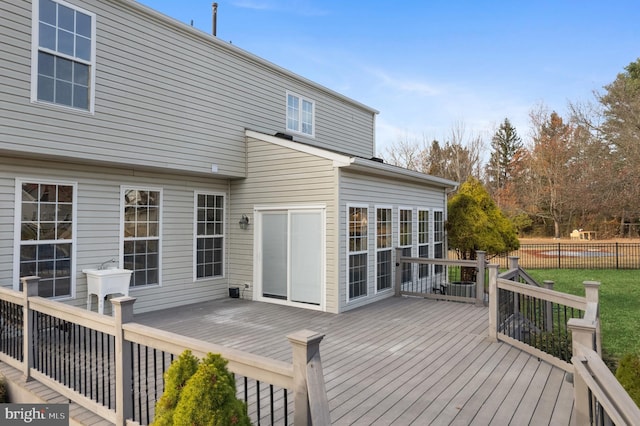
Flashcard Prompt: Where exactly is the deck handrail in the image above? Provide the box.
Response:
[569,320,640,425]
[394,249,487,306]
[488,264,640,423]
[488,262,602,372]
[497,256,541,287]
[0,277,330,425]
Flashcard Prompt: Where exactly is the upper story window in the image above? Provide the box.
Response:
[286,92,315,137]
[32,0,96,112]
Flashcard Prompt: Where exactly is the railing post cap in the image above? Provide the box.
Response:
[21,276,40,297]
[567,317,596,332]
[287,329,325,345]
[583,281,600,289]
[110,296,137,307]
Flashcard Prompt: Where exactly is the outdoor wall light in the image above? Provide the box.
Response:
[239,214,250,229]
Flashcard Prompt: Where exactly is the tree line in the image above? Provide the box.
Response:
[384,58,640,239]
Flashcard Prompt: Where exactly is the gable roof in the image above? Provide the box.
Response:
[246,130,458,190]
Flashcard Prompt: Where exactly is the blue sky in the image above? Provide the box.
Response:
[139,0,640,156]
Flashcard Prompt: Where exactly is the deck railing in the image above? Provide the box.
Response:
[0,277,330,426]
[487,260,599,372]
[569,301,640,425]
[486,260,640,423]
[394,248,487,306]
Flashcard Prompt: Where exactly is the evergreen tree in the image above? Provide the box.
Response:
[598,58,640,228]
[446,176,519,263]
[486,118,522,194]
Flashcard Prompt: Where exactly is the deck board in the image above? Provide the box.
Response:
[134,295,574,425]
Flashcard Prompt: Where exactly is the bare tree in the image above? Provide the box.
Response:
[523,109,582,238]
[383,122,485,187]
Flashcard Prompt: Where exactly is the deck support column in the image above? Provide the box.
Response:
[568,318,596,426]
[394,248,403,297]
[112,296,136,426]
[21,276,39,381]
[475,251,486,306]
[583,281,601,355]
[487,264,499,342]
[288,329,329,426]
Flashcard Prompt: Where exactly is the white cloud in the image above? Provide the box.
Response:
[367,68,441,97]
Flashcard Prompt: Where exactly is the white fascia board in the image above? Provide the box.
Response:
[349,157,459,189]
[245,130,354,167]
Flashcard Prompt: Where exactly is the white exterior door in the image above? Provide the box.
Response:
[256,207,324,309]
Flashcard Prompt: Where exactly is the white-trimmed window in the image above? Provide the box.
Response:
[348,206,368,300]
[122,188,161,287]
[286,91,315,136]
[195,192,224,280]
[376,207,392,292]
[418,209,430,279]
[32,0,96,112]
[434,209,444,274]
[399,208,413,283]
[16,180,76,298]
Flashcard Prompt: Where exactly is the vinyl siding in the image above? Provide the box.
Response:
[0,0,377,178]
[0,155,230,314]
[229,136,340,312]
[338,169,448,312]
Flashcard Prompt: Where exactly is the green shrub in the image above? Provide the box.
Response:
[153,351,251,426]
[615,353,640,407]
[153,350,201,425]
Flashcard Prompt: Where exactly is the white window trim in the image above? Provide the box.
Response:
[433,208,445,277]
[13,178,78,300]
[286,91,315,138]
[398,206,415,285]
[346,203,369,303]
[398,206,414,251]
[374,205,393,294]
[417,207,430,254]
[30,0,97,114]
[417,207,431,280]
[193,191,226,282]
[433,208,445,252]
[120,185,163,289]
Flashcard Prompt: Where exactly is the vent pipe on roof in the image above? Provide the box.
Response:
[212,3,218,36]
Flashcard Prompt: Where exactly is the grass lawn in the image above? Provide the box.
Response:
[527,269,640,361]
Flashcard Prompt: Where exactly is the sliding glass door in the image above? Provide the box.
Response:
[258,208,324,307]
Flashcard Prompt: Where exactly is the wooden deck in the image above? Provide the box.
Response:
[134,296,574,425]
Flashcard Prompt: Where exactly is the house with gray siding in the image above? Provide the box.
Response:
[0,0,456,314]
